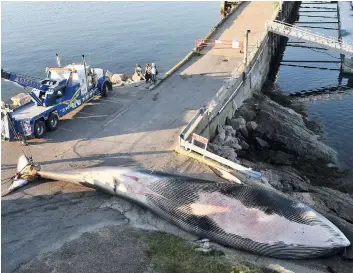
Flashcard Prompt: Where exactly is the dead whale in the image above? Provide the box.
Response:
[2,155,350,259]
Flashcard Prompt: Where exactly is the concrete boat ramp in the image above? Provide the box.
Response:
[2,2,351,273]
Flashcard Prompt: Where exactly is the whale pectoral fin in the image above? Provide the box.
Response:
[209,166,242,184]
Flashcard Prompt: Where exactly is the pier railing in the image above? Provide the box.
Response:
[266,20,353,56]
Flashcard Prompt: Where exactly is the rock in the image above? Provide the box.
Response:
[251,126,266,139]
[246,121,258,132]
[269,150,293,165]
[111,74,122,84]
[309,187,353,224]
[255,137,269,148]
[217,124,225,135]
[224,125,236,137]
[209,144,238,161]
[218,146,238,162]
[194,247,213,255]
[235,130,246,142]
[202,241,210,249]
[234,144,242,150]
[255,100,338,163]
[237,150,247,157]
[223,135,239,149]
[239,126,248,139]
[228,117,246,130]
[207,143,219,153]
[222,135,242,150]
[261,165,310,193]
[239,139,249,150]
[234,102,257,122]
[194,239,210,249]
[224,125,233,131]
[212,135,224,146]
[212,126,226,145]
[194,247,224,256]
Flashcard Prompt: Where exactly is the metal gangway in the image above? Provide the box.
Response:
[266,20,353,56]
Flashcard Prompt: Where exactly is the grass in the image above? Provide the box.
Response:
[144,232,276,273]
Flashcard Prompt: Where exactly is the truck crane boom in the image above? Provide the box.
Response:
[1,69,42,89]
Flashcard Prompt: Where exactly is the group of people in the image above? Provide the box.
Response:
[135,63,158,84]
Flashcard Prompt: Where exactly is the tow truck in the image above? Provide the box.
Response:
[1,55,112,141]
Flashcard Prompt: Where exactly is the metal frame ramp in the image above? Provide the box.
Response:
[266,20,353,56]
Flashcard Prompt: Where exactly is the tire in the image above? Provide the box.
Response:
[34,120,46,138]
[46,112,59,131]
[101,83,108,97]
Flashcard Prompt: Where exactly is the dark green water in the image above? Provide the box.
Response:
[1,1,220,100]
[276,1,353,169]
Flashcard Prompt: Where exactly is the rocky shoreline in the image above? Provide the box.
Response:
[208,88,353,261]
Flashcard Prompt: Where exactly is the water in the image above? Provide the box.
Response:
[1,1,220,100]
[276,1,353,169]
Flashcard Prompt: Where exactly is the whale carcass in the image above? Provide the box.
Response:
[2,155,350,259]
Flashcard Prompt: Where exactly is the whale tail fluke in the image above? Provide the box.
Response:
[2,154,41,197]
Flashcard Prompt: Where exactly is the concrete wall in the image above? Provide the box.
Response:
[187,1,299,142]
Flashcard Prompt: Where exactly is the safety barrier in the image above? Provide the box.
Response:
[194,39,244,54]
[161,2,243,80]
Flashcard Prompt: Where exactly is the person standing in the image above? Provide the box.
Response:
[134,63,145,81]
[135,64,142,75]
[151,63,158,84]
[144,63,152,83]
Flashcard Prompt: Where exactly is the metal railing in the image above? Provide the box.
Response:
[266,20,353,56]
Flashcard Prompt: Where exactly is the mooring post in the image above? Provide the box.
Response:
[243,29,251,74]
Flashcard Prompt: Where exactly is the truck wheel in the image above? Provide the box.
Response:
[101,83,108,97]
[46,113,59,131]
[34,120,46,138]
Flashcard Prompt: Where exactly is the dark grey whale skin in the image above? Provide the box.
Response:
[131,171,347,259]
[4,161,350,259]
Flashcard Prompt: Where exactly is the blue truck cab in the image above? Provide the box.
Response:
[1,60,112,140]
